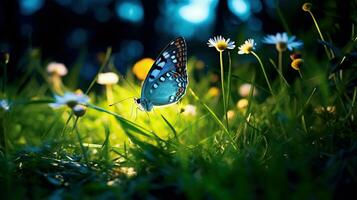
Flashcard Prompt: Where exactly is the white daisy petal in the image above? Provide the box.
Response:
[207,35,236,52]
[262,32,303,51]
[49,92,90,109]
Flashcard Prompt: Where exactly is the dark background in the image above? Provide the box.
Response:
[0,0,356,81]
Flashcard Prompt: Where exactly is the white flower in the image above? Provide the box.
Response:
[238,39,256,54]
[262,32,303,51]
[207,35,235,52]
[47,62,68,76]
[97,72,119,85]
[183,104,197,116]
[50,92,89,108]
[0,99,10,111]
[239,83,258,97]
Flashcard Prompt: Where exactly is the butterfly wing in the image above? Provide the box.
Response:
[141,37,188,106]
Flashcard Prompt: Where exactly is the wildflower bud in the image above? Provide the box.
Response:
[195,60,205,70]
[237,99,249,110]
[291,58,304,70]
[302,3,312,12]
[210,74,219,83]
[72,104,87,117]
[227,110,236,121]
[290,53,302,60]
[1,52,10,64]
[208,87,220,97]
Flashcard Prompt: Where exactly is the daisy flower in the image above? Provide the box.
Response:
[207,35,235,52]
[238,39,256,54]
[262,32,303,51]
[97,72,119,85]
[50,91,89,108]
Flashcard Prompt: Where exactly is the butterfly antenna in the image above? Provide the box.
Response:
[130,102,139,122]
[109,97,134,106]
[120,75,140,96]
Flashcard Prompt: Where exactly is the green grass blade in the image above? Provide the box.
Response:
[189,88,237,150]
[161,114,177,139]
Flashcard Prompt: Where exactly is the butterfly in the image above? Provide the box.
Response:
[135,37,188,112]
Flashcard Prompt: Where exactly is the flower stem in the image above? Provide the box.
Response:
[307,11,333,59]
[52,75,63,94]
[276,0,291,34]
[278,50,283,85]
[251,51,275,98]
[298,70,303,79]
[106,84,114,105]
[219,51,229,130]
[72,117,89,164]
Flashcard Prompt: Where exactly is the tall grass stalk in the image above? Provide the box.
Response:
[305,9,333,59]
[251,51,275,98]
[276,0,291,34]
[189,88,237,150]
[226,52,232,130]
[269,58,290,87]
[85,47,112,95]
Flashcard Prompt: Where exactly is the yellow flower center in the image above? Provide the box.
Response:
[215,41,228,51]
[291,58,303,70]
[242,45,253,54]
[276,42,287,52]
[66,100,78,108]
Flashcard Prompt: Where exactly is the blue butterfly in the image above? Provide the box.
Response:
[135,37,188,111]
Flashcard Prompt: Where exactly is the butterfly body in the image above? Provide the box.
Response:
[136,37,188,111]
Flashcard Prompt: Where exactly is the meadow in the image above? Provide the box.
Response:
[1,2,357,200]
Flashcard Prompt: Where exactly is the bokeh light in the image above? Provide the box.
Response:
[157,0,218,39]
[115,1,144,23]
[19,0,44,15]
[66,28,88,48]
[132,58,154,81]
[228,0,251,20]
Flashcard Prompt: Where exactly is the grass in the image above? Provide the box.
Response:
[1,4,357,200]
